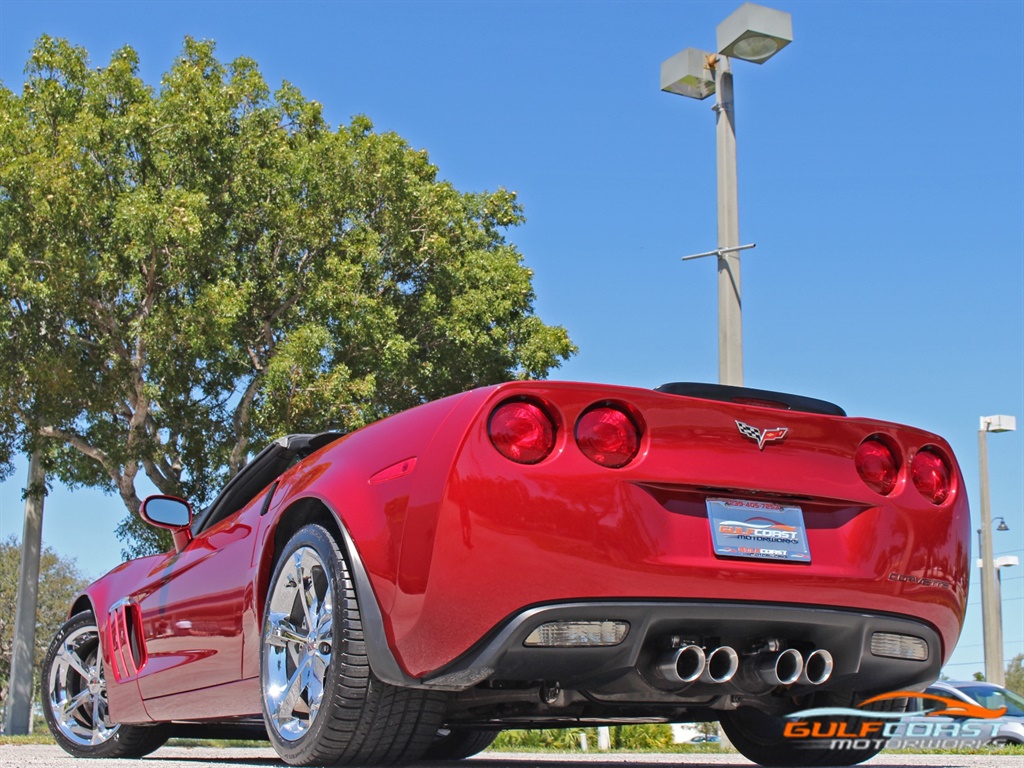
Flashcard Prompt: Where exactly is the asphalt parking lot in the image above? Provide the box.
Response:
[1,746,1021,768]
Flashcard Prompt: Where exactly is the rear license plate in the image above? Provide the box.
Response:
[707,498,811,563]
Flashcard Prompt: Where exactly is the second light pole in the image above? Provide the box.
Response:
[662,3,792,386]
[978,414,1017,686]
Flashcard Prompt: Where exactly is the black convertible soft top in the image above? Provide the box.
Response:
[191,432,344,535]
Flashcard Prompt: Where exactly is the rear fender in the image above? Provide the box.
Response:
[249,388,488,685]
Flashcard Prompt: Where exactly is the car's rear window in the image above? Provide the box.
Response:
[955,686,1024,717]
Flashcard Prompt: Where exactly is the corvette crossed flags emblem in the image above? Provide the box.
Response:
[736,420,788,450]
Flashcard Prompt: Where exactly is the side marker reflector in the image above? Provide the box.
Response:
[524,620,629,647]
[870,632,928,661]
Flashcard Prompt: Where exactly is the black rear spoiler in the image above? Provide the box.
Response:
[655,382,846,417]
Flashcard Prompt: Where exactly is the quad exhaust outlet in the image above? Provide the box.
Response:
[700,645,740,684]
[655,644,706,685]
[797,649,834,686]
[652,643,832,689]
[654,644,739,686]
[749,648,804,686]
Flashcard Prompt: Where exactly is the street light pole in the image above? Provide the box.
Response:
[661,3,792,387]
[977,414,1016,686]
[714,57,743,386]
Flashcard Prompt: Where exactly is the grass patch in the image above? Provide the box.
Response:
[492,726,727,753]
[0,733,56,745]
[165,738,269,748]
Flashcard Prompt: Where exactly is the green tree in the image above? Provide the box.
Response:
[0,536,89,717]
[0,37,575,557]
[1006,653,1024,696]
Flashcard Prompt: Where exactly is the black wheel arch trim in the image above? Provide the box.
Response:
[279,494,436,689]
[330,513,428,688]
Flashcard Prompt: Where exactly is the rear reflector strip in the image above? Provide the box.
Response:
[870,632,928,661]
[524,620,629,647]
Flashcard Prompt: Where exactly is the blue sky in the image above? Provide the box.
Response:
[1,1,1021,681]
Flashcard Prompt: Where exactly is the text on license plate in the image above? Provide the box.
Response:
[707,498,811,563]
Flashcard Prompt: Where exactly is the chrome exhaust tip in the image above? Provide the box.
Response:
[654,644,706,685]
[699,646,739,684]
[754,648,803,686]
[798,649,834,686]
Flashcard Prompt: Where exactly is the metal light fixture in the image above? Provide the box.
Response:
[717,2,793,63]
[660,48,717,100]
[994,516,1009,532]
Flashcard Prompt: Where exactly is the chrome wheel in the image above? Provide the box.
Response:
[262,545,333,742]
[259,524,444,765]
[47,622,117,746]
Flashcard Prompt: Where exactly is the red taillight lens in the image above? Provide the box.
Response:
[855,437,899,495]
[576,406,641,468]
[489,400,556,464]
[911,448,952,505]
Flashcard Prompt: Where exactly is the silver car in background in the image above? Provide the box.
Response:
[902,680,1024,745]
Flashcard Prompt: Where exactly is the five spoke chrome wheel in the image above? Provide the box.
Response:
[43,611,168,758]
[259,524,445,765]
[46,623,118,746]
[262,545,334,742]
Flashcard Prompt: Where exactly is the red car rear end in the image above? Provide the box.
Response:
[374,381,967,691]
[43,380,970,767]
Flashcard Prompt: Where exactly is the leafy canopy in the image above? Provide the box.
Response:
[0,36,575,557]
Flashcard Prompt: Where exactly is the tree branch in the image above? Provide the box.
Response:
[228,373,263,476]
[36,425,120,486]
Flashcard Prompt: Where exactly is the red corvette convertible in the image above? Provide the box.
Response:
[42,381,969,766]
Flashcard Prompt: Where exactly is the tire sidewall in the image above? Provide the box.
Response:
[41,610,134,758]
[260,523,350,763]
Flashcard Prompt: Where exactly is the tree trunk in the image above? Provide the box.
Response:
[4,448,45,735]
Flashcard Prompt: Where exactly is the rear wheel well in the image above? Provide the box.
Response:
[258,498,345,618]
[272,497,343,562]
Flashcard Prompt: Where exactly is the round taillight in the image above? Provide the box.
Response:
[575,406,641,468]
[911,449,952,505]
[488,400,556,464]
[855,437,899,496]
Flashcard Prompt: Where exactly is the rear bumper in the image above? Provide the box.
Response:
[386,476,967,678]
[422,600,942,697]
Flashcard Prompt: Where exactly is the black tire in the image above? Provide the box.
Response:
[42,610,168,758]
[989,737,1024,746]
[720,693,903,767]
[423,728,500,760]
[260,523,446,765]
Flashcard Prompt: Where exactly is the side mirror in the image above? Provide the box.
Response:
[141,495,194,552]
